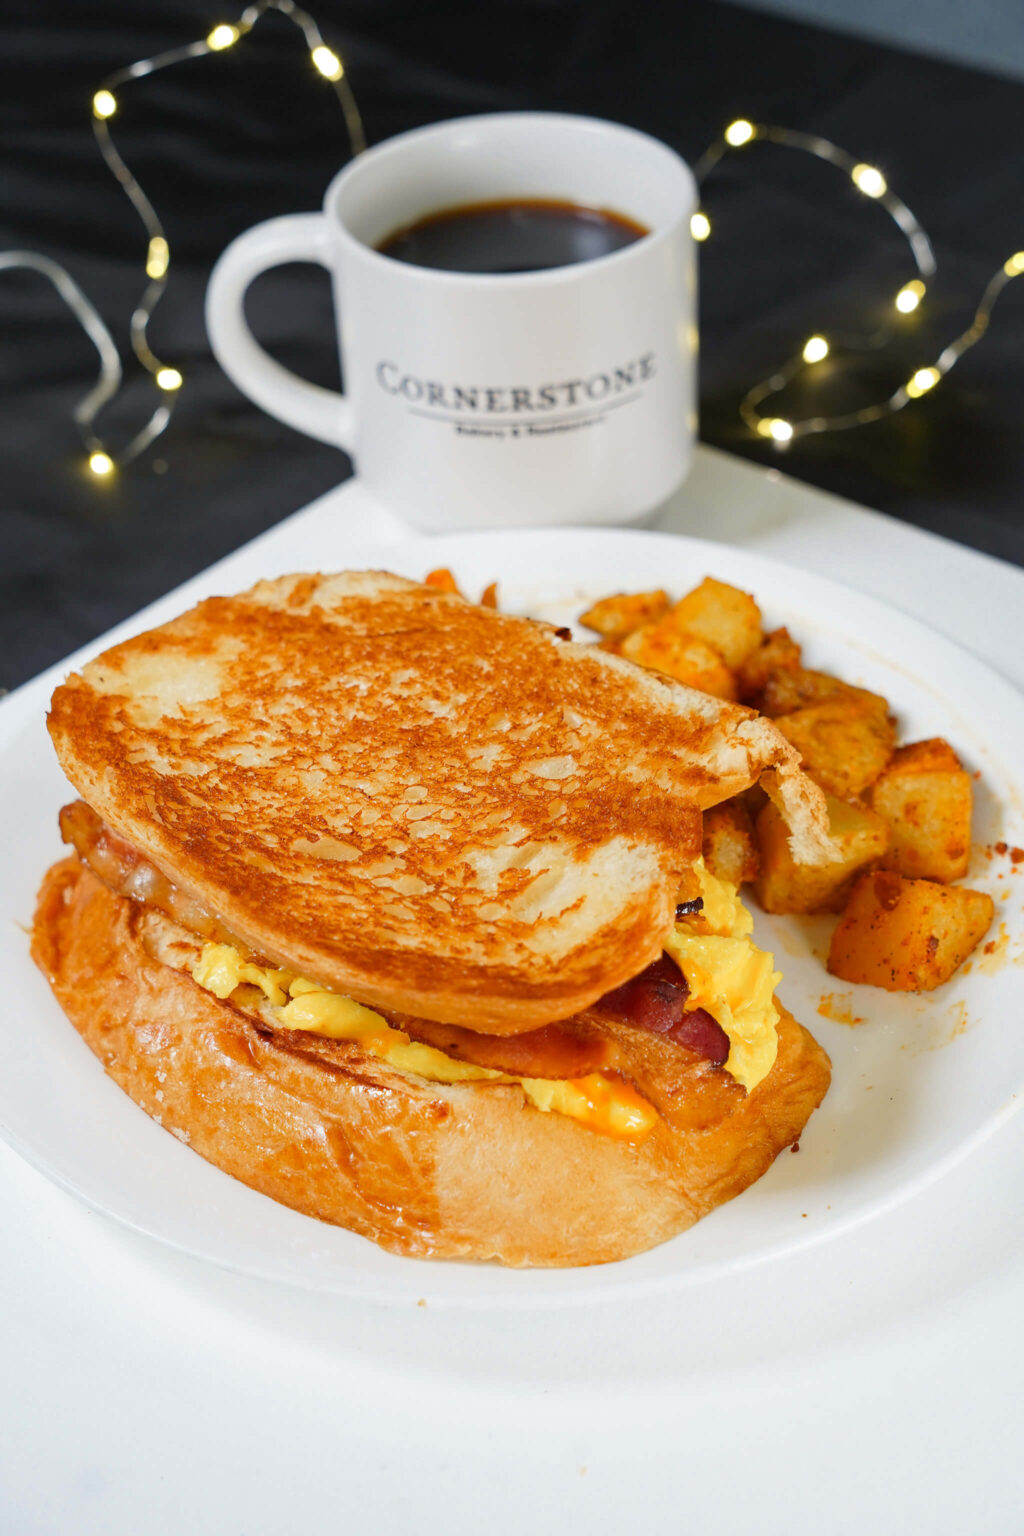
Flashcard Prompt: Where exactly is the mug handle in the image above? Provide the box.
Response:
[205,213,353,450]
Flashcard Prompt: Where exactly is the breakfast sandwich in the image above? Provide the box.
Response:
[33,571,833,1266]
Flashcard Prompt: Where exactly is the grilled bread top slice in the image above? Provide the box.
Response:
[48,571,829,1030]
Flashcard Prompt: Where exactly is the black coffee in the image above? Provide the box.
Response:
[376,198,648,275]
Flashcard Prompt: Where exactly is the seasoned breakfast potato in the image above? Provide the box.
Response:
[581,581,991,1001]
[773,697,895,799]
[702,800,759,886]
[755,795,890,914]
[760,665,889,720]
[868,738,973,883]
[828,871,994,991]
[578,589,670,639]
[620,622,737,699]
[736,627,802,704]
[670,577,763,669]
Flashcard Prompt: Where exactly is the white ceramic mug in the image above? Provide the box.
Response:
[206,112,698,532]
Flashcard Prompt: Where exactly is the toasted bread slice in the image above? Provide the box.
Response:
[48,572,829,1030]
[32,860,832,1267]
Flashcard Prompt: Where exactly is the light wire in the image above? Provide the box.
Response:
[693,119,1021,443]
[2,0,364,475]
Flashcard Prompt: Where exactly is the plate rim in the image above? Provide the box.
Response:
[3,522,1022,1308]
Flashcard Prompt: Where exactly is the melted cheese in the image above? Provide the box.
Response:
[664,858,780,1092]
[189,944,657,1141]
[520,1074,656,1139]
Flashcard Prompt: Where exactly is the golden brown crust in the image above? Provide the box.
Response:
[32,859,832,1267]
[47,571,829,1029]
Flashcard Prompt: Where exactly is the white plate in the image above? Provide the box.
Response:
[2,526,1022,1307]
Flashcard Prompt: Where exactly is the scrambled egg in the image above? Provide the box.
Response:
[664,859,780,1092]
[190,944,657,1141]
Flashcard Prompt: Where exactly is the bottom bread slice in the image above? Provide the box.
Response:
[32,858,832,1267]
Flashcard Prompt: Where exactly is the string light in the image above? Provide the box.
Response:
[905,367,940,398]
[895,279,926,313]
[690,211,711,241]
[695,117,1022,444]
[1,250,124,458]
[724,118,755,147]
[755,417,794,443]
[207,24,239,49]
[145,236,169,280]
[851,163,887,198]
[311,44,343,80]
[14,0,366,479]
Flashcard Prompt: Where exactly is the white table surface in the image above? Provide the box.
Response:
[4,445,1023,1535]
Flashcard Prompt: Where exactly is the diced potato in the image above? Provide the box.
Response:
[755,795,890,914]
[620,622,736,699]
[578,589,669,639]
[868,738,973,883]
[761,666,889,719]
[773,697,895,798]
[703,800,759,886]
[424,567,461,594]
[885,738,962,773]
[670,577,763,669]
[736,628,802,704]
[828,871,994,991]
[480,581,499,609]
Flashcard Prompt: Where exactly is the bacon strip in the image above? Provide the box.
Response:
[594,955,730,1064]
[59,801,247,952]
[391,1014,618,1078]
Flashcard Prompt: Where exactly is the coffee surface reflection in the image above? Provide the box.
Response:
[376,198,648,275]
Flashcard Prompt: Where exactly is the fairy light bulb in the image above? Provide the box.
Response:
[145,237,169,279]
[851,163,887,198]
[155,367,182,391]
[768,418,794,442]
[207,24,239,49]
[724,119,755,147]
[895,279,926,313]
[905,367,940,398]
[690,211,711,241]
[92,90,117,119]
[311,45,343,80]
[1004,252,1024,276]
[802,335,829,364]
[88,451,114,476]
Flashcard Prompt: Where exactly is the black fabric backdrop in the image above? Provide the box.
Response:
[2,0,1023,691]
